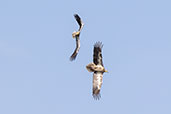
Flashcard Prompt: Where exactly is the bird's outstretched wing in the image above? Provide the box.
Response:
[92,71,103,100]
[74,14,84,31]
[93,42,103,66]
[70,36,80,61]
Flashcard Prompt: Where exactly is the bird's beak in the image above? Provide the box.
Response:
[105,70,108,73]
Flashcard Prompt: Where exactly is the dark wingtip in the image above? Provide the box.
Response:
[93,88,101,100]
[70,53,77,61]
[74,14,80,20]
[74,14,79,17]
[93,93,101,100]
[94,41,103,49]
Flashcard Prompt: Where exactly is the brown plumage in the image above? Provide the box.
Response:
[93,42,103,66]
[70,37,80,61]
[70,14,84,61]
[74,14,83,31]
[86,42,108,100]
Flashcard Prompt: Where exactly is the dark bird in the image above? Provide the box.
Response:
[86,42,108,100]
[70,14,84,61]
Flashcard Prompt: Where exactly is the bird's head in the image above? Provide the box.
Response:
[72,31,76,38]
[72,31,80,38]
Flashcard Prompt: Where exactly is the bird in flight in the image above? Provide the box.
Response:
[86,42,108,100]
[70,14,84,61]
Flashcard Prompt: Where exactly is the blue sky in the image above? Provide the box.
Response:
[0,0,171,114]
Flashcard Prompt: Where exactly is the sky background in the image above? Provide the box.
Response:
[0,0,171,114]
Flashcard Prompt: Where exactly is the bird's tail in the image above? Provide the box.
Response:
[86,63,96,72]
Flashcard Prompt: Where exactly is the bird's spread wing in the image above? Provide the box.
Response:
[92,71,103,100]
[70,36,80,61]
[93,42,103,66]
[74,14,83,31]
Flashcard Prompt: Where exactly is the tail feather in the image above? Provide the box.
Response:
[86,63,96,72]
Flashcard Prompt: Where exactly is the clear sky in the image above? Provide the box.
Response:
[0,0,171,114]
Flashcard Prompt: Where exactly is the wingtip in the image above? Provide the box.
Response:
[74,14,80,19]
[93,93,101,100]
[70,51,78,61]
[70,55,77,61]
[93,88,101,100]
[74,14,78,16]
[94,41,103,49]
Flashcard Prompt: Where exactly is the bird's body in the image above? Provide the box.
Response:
[86,63,106,72]
[70,14,84,61]
[86,42,108,100]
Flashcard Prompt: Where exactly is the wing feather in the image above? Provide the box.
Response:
[92,71,103,100]
[93,42,103,66]
[74,14,83,31]
[70,36,80,61]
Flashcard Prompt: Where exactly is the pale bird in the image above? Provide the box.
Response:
[86,42,108,100]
